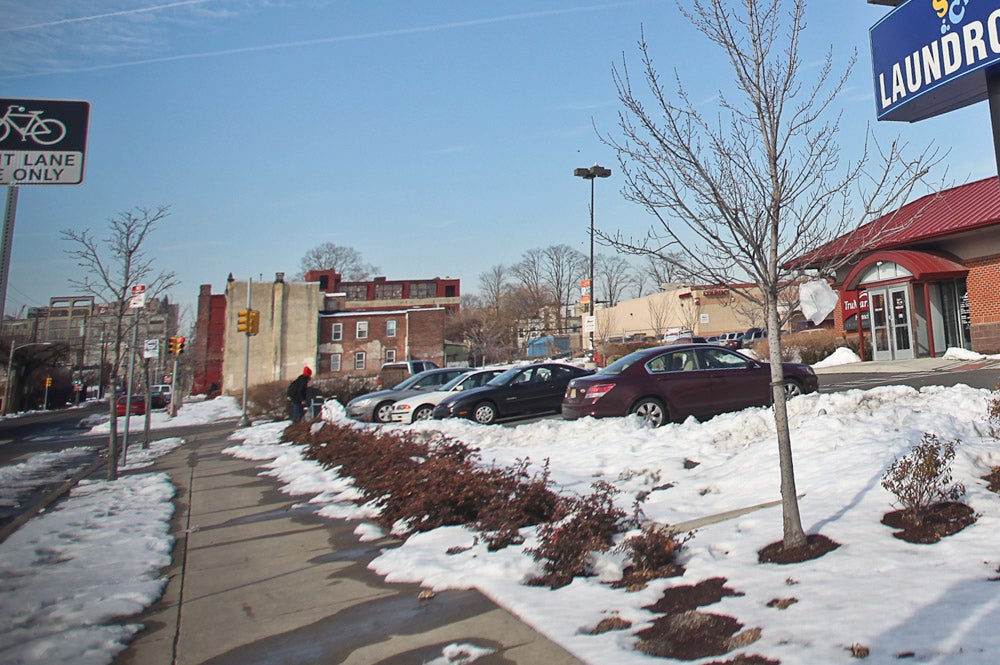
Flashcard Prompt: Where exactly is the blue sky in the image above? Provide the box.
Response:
[1,0,997,324]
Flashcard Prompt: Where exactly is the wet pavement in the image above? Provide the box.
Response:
[114,431,584,665]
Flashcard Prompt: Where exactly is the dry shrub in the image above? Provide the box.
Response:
[301,422,562,540]
[246,380,292,419]
[881,433,965,525]
[618,524,692,579]
[754,328,856,364]
[988,383,1000,438]
[527,481,631,588]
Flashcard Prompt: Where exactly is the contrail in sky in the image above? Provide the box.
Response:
[0,0,212,33]
[1,2,641,79]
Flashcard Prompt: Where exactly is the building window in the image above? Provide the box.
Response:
[344,284,367,300]
[385,349,396,362]
[356,321,368,339]
[331,322,343,341]
[374,282,403,299]
[330,353,341,372]
[386,319,397,337]
[354,351,366,370]
[410,281,436,299]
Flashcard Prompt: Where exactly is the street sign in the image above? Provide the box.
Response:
[870,3,1000,122]
[584,315,596,333]
[129,284,146,309]
[143,338,160,359]
[0,98,90,185]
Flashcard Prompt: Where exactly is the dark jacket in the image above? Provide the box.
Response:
[287,375,310,403]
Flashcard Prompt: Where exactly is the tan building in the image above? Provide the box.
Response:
[595,283,804,342]
[221,275,322,393]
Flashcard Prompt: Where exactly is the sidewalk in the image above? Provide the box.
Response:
[812,356,974,375]
[115,430,584,665]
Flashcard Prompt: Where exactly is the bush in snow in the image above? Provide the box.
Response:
[301,422,562,541]
[527,481,632,588]
[616,523,692,585]
[880,433,965,525]
[988,384,1000,439]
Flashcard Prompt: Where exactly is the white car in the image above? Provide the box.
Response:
[390,368,506,423]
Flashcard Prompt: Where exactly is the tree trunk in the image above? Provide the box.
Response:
[767,295,807,549]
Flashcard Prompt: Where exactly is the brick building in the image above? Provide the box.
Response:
[799,177,1000,358]
[317,307,447,376]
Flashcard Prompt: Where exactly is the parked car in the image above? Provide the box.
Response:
[150,384,172,409]
[116,394,146,416]
[561,344,818,427]
[740,328,767,348]
[390,367,507,423]
[718,332,744,349]
[432,362,594,425]
[347,366,471,423]
[376,360,439,389]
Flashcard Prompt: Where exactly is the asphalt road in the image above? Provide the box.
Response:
[817,365,1000,393]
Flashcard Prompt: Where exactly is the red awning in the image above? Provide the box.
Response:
[842,250,968,290]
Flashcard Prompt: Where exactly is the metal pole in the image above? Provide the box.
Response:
[169,356,179,417]
[43,379,49,410]
[239,278,251,427]
[589,177,595,355]
[0,185,19,328]
[121,317,138,466]
[142,356,151,449]
[3,338,13,415]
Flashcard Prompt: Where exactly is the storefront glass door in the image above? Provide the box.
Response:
[867,286,914,361]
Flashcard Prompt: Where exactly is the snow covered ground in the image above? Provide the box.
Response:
[3,352,1000,664]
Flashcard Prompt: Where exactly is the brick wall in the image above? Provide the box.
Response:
[317,308,446,376]
[966,256,1000,354]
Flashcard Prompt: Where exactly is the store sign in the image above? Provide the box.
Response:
[870,2,1000,122]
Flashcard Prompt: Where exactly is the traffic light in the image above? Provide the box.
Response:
[168,336,186,355]
[237,309,250,333]
[45,376,52,388]
[247,310,260,335]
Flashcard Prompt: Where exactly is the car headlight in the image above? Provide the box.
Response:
[349,397,374,408]
[394,403,411,412]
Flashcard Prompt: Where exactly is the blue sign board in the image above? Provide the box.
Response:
[870,1,1000,122]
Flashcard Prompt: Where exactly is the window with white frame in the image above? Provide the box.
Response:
[329,353,342,372]
[354,351,366,370]
[386,319,397,337]
[356,321,368,339]
[385,349,396,363]
[331,322,343,341]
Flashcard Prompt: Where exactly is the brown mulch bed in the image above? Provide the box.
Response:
[634,577,770,661]
[880,501,977,544]
[983,467,1000,494]
[758,533,840,564]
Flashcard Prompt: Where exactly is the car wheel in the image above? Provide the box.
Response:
[473,402,497,425]
[631,398,667,427]
[413,405,434,421]
[784,379,803,399]
[374,401,395,423]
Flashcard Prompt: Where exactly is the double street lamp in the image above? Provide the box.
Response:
[573,164,612,357]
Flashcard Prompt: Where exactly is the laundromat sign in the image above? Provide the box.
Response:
[870,1,1000,122]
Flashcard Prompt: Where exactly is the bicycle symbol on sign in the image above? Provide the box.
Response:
[0,105,68,146]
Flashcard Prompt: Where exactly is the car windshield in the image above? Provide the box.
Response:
[439,371,476,391]
[487,366,529,386]
[597,350,650,375]
[392,373,426,391]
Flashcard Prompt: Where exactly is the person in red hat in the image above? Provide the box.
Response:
[286,366,312,422]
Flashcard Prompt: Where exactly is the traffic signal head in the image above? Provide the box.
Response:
[176,337,185,354]
[248,310,260,335]
[237,309,250,333]
[45,376,52,387]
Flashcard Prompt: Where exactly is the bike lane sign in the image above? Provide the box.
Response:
[0,98,90,186]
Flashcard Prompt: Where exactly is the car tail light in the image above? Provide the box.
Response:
[583,384,615,401]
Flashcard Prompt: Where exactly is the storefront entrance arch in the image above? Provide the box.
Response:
[840,250,968,361]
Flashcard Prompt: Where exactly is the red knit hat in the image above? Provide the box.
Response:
[303,366,312,377]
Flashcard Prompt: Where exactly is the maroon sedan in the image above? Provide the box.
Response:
[561,344,818,427]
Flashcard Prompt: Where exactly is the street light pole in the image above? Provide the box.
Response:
[573,164,611,360]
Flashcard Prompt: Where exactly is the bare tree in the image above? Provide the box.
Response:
[541,244,588,330]
[601,0,940,550]
[297,242,379,280]
[62,206,177,481]
[646,295,671,339]
[595,253,635,307]
[477,264,509,310]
